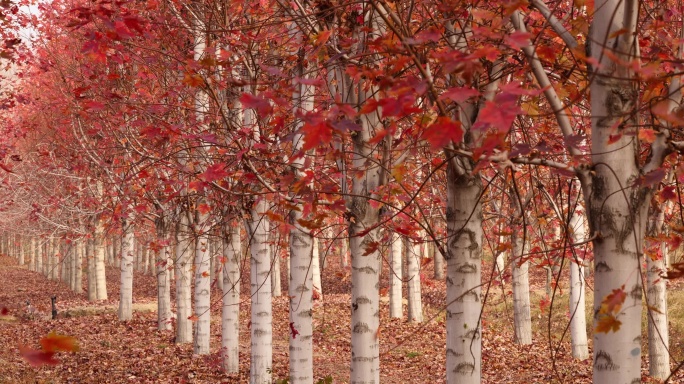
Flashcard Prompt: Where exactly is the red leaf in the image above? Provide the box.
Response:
[474,96,521,133]
[439,87,480,104]
[200,163,228,182]
[1,307,8,315]
[315,30,332,46]
[422,117,463,150]
[240,93,272,116]
[301,121,333,151]
[289,322,300,339]
[596,314,621,333]
[197,203,212,215]
[114,21,134,39]
[84,101,105,111]
[183,73,203,88]
[599,285,626,315]
[505,31,532,50]
[19,347,59,367]
[660,186,677,201]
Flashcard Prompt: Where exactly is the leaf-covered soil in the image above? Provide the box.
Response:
[0,254,682,383]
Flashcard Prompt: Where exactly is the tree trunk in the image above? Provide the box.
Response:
[495,235,506,282]
[406,237,423,323]
[247,199,273,384]
[74,240,83,294]
[445,169,483,384]
[17,235,24,265]
[312,237,322,300]
[569,207,589,360]
[87,239,97,301]
[647,207,670,378]
[222,221,241,373]
[433,240,444,280]
[587,2,645,382]
[289,214,314,383]
[36,238,43,275]
[118,217,135,321]
[94,224,107,300]
[175,213,193,343]
[194,210,211,355]
[29,237,35,271]
[389,232,403,319]
[511,228,532,345]
[156,219,172,331]
[340,231,349,268]
[50,237,58,280]
[271,243,282,297]
[347,13,385,382]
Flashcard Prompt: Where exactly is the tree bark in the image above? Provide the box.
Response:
[569,207,589,360]
[222,221,241,373]
[156,218,172,331]
[445,170,483,384]
[406,237,423,323]
[193,209,211,355]
[511,227,532,345]
[247,199,273,384]
[175,212,193,343]
[586,2,646,382]
[389,232,403,319]
[118,217,134,321]
[647,206,670,379]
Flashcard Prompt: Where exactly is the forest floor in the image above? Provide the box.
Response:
[0,254,683,383]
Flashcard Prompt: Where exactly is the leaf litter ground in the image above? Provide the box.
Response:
[0,254,682,383]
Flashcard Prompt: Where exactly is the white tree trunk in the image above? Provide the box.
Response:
[289,217,314,383]
[587,2,645,382]
[495,235,506,281]
[175,214,193,343]
[312,237,322,300]
[36,238,43,275]
[511,229,532,345]
[143,245,150,275]
[347,15,384,383]
[74,240,83,294]
[340,232,349,268]
[247,200,273,384]
[389,232,403,319]
[29,237,36,271]
[569,207,589,360]
[94,223,107,300]
[118,217,134,321]
[17,236,24,265]
[433,241,444,280]
[647,208,670,379]
[87,239,97,301]
[156,222,172,331]
[406,237,423,322]
[50,237,58,280]
[64,242,71,287]
[271,243,282,297]
[286,42,315,381]
[445,170,483,384]
[222,221,241,373]
[194,210,211,355]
